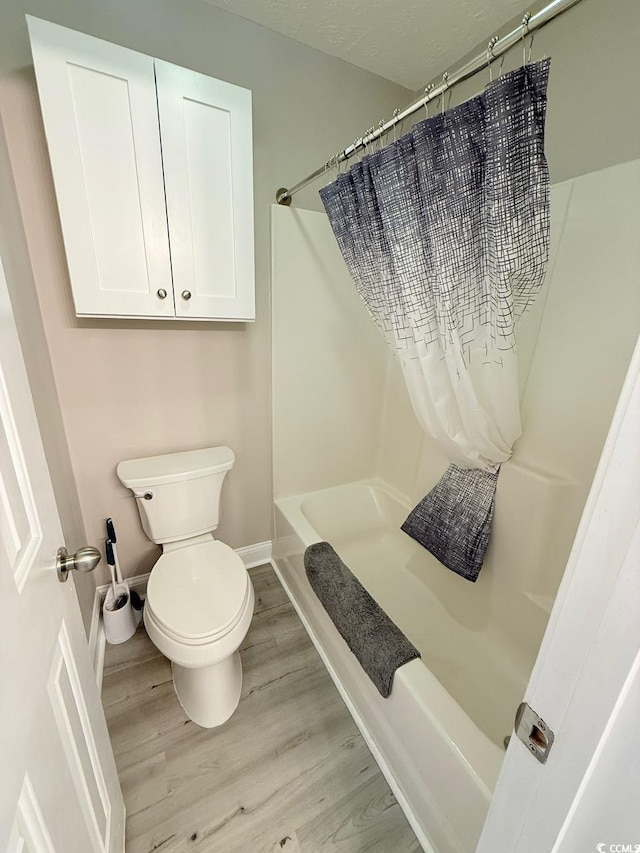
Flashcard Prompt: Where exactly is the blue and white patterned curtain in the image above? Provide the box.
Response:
[320,59,551,473]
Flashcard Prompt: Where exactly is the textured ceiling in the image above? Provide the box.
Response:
[201,0,527,90]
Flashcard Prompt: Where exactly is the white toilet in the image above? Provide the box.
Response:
[116,446,254,728]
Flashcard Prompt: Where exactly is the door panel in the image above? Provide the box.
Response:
[9,776,56,853]
[27,17,173,318]
[49,622,112,849]
[156,59,255,321]
[0,249,124,850]
[0,362,42,592]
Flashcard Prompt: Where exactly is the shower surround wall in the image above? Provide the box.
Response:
[274,158,640,576]
[272,207,388,498]
[271,157,640,851]
[387,158,640,574]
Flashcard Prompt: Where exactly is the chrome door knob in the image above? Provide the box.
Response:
[56,546,101,583]
[181,290,192,300]
[157,288,167,299]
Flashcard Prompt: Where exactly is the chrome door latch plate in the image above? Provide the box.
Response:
[514,701,555,764]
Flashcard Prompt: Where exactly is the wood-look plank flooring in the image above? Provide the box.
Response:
[102,564,420,853]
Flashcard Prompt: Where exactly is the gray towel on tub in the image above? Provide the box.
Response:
[304,542,420,698]
[402,464,499,582]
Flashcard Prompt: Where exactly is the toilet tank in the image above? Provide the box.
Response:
[116,446,235,545]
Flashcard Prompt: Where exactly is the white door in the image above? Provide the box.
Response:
[0,253,125,850]
[479,335,640,852]
[155,60,255,321]
[27,17,174,319]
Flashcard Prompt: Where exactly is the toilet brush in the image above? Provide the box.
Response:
[105,539,127,611]
[106,517,124,583]
[106,517,143,619]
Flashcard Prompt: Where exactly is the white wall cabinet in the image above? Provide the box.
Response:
[27,17,255,322]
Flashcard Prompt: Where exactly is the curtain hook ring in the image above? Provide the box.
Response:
[521,12,532,65]
[392,108,400,143]
[486,36,499,82]
[377,119,386,151]
[527,31,536,64]
[441,72,450,114]
[423,83,435,119]
[365,127,375,156]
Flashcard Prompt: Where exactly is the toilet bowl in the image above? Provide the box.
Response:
[116,446,254,728]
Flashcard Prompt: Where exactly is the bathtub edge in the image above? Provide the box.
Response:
[269,554,437,853]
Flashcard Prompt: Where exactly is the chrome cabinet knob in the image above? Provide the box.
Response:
[157,288,167,299]
[56,546,101,583]
[181,290,192,300]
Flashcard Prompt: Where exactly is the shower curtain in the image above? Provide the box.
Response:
[320,59,551,580]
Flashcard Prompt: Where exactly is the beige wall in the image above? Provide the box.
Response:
[0,0,409,590]
[438,0,640,184]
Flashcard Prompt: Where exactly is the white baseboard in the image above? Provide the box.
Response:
[90,540,272,689]
[234,540,273,569]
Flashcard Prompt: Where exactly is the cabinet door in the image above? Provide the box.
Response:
[155,61,255,321]
[27,17,174,318]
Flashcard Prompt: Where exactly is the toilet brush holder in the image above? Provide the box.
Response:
[103,582,137,644]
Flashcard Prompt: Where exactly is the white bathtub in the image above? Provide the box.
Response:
[273,476,570,852]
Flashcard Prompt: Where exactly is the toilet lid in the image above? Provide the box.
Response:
[147,541,248,641]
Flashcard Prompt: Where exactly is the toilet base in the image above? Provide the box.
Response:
[172,651,243,728]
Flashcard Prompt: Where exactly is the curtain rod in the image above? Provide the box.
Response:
[276,0,582,206]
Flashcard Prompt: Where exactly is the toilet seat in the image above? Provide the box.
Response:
[146,540,249,644]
